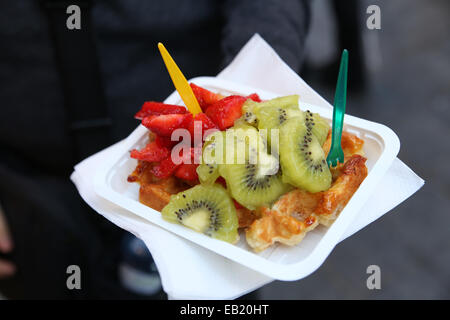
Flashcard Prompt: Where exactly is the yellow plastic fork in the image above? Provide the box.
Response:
[157,42,202,115]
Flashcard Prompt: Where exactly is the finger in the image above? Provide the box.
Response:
[0,259,16,278]
[0,235,12,253]
[0,209,13,253]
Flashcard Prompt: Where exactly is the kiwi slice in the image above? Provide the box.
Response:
[256,95,299,109]
[233,117,250,129]
[304,110,330,146]
[220,153,291,210]
[197,131,226,184]
[255,105,303,153]
[240,100,259,127]
[204,122,290,209]
[231,123,267,156]
[197,163,220,184]
[205,125,266,161]
[161,184,239,243]
[256,105,303,130]
[198,126,266,184]
[279,118,332,192]
[239,95,300,127]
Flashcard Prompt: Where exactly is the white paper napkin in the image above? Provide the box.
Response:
[70,34,424,300]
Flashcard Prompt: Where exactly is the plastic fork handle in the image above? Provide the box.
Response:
[158,42,202,115]
[329,49,348,164]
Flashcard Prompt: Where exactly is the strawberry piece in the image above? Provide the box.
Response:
[187,112,219,143]
[180,146,202,166]
[142,113,193,137]
[134,102,187,120]
[216,176,227,188]
[173,147,201,182]
[130,141,169,162]
[174,163,199,181]
[233,199,244,210]
[247,93,261,102]
[205,95,247,130]
[154,135,177,148]
[151,145,196,179]
[151,156,180,179]
[190,83,223,112]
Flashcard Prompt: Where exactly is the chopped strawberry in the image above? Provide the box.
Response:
[142,113,193,137]
[179,146,202,165]
[247,93,261,102]
[233,199,244,210]
[205,95,247,130]
[174,163,199,181]
[134,102,187,120]
[154,135,177,148]
[130,141,169,162]
[190,83,223,112]
[187,112,219,143]
[216,176,227,188]
[151,156,180,179]
[151,146,197,179]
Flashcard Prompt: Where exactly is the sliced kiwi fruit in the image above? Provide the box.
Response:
[233,117,250,129]
[198,126,266,184]
[161,184,239,243]
[279,118,331,192]
[256,95,299,109]
[204,125,266,162]
[201,122,290,209]
[197,131,226,184]
[230,124,267,157]
[255,106,303,154]
[256,105,303,130]
[239,95,300,127]
[304,110,330,146]
[197,163,220,184]
[251,95,301,148]
[219,153,291,210]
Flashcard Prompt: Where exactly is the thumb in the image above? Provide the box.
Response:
[0,259,16,278]
[0,208,13,253]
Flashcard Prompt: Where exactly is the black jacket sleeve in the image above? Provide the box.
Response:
[221,0,311,71]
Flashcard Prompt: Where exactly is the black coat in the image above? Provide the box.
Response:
[0,0,310,299]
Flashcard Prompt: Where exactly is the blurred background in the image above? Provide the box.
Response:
[258,0,450,299]
[0,0,448,299]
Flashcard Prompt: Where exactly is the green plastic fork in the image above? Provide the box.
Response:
[326,49,348,168]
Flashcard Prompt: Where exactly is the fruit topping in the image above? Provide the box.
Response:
[135,101,187,120]
[187,112,219,143]
[161,184,239,243]
[205,95,247,130]
[190,83,223,112]
[279,118,331,192]
[130,141,170,162]
[142,113,193,137]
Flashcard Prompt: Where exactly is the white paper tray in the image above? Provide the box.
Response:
[94,77,400,280]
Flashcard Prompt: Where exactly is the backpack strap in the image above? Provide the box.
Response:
[41,0,112,163]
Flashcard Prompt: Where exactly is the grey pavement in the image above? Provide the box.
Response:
[257,0,450,299]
